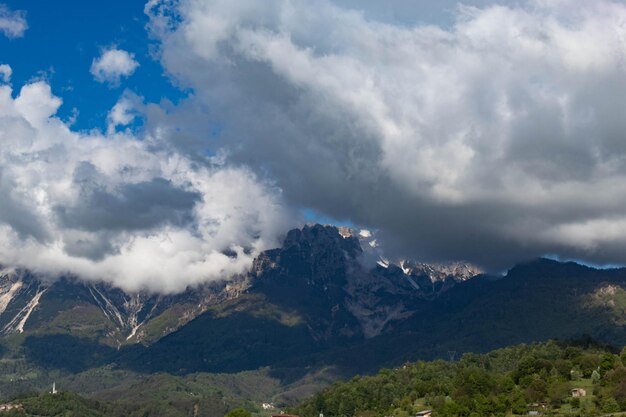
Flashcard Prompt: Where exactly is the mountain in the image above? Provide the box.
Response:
[3,225,626,404]
[0,225,479,348]
[121,255,626,377]
[103,225,483,374]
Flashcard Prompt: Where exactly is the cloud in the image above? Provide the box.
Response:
[144,0,626,270]
[0,80,291,293]
[107,90,142,133]
[0,64,10,82]
[0,4,27,38]
[90,48,140,85]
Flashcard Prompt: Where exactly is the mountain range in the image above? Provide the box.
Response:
[1,224,626,405]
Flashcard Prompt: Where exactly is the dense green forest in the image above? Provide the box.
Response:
[292,339,626,417]
[3,339,626,416]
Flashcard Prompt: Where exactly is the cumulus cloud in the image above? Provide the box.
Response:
[144,0,626,269]
[91,48,140,85]
[0,4,27,38]
[0,64,11,83]
[0,80,290,293]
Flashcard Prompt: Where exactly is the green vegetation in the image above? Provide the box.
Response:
[119,295,318,375]
[0,364,336,417]
[292,340,626,417]
[0,390,224,417]
[2,340,626,417]
[225,408,253,417]
[129,304,195,344]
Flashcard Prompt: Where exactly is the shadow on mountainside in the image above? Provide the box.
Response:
[23,334,117,373]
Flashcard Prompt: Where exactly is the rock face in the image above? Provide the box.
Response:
[0,225,481,346]
[250,224,481,339]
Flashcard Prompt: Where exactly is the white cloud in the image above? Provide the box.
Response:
[90,48,140,85]
[107,91,142,134]
[0,64,11,83]
[0,4,27,38]
[144,0,626,268]
[0,79,291,293]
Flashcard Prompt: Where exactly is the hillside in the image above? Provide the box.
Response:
[3,340,626,417]
[293,340,626,417]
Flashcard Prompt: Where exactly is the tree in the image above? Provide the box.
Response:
[547,381,569,405]
[601,397,620,413]
[613,380,626,410]
[591,370,601,382]
[600,353,618,374]
[225,408,252,417]
[620,346,626,366]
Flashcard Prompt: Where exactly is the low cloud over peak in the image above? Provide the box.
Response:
[0,80,291,293]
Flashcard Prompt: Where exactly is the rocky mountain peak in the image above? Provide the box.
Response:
[283,224,362,258]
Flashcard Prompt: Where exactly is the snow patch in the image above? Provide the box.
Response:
[377,259,389,268]
[359,229,372,238]
[404,275,420,291]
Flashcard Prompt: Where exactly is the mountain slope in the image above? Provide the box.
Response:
[104,247,626,382]
[0,268,248,346]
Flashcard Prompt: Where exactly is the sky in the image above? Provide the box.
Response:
[1,0,626,292]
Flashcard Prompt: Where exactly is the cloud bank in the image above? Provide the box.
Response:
[145,0,626,269]
[0,77,290,293]
[91,48,140,86]
[0,4,27,38]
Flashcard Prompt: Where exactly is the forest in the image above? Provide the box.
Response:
[292,339,626,417]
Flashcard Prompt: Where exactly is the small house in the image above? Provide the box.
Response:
[571,388,587,397]
[416,411,432,417]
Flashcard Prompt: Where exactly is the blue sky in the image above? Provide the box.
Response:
[1,0,183,131]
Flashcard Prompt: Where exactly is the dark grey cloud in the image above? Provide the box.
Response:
[0,168,49,242]
[56,163,200,234]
